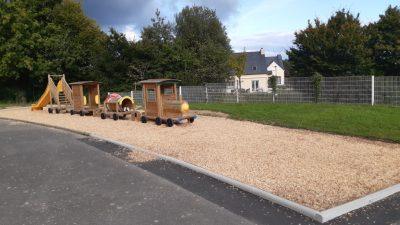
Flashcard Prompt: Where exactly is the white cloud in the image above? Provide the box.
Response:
[230,31,294,58]
[122,25,137,41]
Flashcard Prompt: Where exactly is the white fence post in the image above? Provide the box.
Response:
[179,86,182,101]
[371,75,375,106]
[236,87,239,103]
[205,85,209,103]
[130,90,134,99]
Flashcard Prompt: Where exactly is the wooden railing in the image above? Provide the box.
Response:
[48,75,59,105]
[61,74,73,104]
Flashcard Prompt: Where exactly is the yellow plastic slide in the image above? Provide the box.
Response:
[31,86,51,111]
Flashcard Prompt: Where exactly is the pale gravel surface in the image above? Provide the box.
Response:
[1,108,399,211]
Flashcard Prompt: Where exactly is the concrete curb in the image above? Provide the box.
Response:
[88,135,400,223]
[319,183,400,223]
[0,117,399,223]
[89,134,323,222]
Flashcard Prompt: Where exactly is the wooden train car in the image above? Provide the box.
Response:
[100,93,135,120]
[138,79,196,127]
[69,81,101,116]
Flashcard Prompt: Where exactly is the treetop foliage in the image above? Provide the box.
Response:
[287,6,399,77]
[1,1,399,102]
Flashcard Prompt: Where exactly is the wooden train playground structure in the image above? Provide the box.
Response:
[136,79,196,127]
[100,93,135,120]
[31,76,196,127]
[69,81,101,116]
[31,74,73,113]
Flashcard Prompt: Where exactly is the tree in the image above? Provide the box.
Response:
[287,10,372,77]
[136,9,177,80]
[228,51,246,90]
[174,6,232,85]
[268,76,278,102]
[97,28,138,92]
[0,0,106,101]
[141,9,174,46]
[366,5,400,76]
[283,60,294,77]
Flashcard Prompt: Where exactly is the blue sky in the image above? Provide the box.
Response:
[83,0,399,57]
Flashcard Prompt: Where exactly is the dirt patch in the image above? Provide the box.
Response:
[191,110,229,118]
[1,108,399,211]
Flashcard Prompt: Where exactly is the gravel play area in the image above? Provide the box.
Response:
[1,108,399,211]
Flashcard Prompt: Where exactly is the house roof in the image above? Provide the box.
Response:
[234,51,284,75]
[244,51,269,75]
[139,79,180,84]
[266,55,284,69]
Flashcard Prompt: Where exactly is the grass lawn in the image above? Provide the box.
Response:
[0,102,10,109]
[191,103,400,143]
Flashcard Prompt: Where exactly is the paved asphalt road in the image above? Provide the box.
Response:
[0,119,399,225]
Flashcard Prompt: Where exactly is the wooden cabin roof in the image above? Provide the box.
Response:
[139,79,180,85]
[69,81,100,86]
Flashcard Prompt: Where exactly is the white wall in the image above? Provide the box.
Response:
[267,62,285,85]
[233,64,285,92]
[235,74,269,92]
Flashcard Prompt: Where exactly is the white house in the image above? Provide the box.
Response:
[233,48,285,92]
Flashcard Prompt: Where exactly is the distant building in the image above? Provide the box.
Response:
[233,48,284,92]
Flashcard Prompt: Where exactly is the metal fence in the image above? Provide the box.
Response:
[110,76,400,106]
[181,76,400,106]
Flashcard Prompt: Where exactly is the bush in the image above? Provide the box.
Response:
[268,76,278,93]
[311,72,323,103]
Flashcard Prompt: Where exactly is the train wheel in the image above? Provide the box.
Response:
[79,111,84,116]
[140,116,147,123]
[166,118,173,127]
[155,117,162,126]
[55,108,60,114]
[113,113,118,121]
[101,113,107,119]
[70,110,74,115]
[48,108,53,114]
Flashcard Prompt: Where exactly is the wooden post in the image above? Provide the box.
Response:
[156,84,162,117]
[48,75,52,108]
[142,84,147,113]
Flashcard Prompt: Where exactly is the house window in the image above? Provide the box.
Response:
[277,76,282,85]
[252,66,257,71]
[147,89,156,102]
[252,80,259,91]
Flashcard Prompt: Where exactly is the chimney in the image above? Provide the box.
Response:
[260,48,265,55]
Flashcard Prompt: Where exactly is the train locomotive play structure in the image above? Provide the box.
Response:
[136,79,196,127]
[31,76,196,127]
